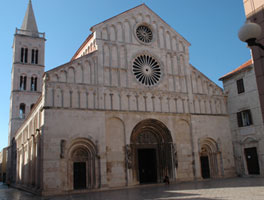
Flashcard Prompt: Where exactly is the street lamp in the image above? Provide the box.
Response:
[238,21,264,50]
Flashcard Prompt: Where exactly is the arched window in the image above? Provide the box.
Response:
[20,75,27,91]
[20,47,28,63]
[31,76,37,91]
[19,103,26,119]
[30,104,35,110]
[31,49,38,64]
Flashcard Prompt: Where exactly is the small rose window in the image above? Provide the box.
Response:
[136,25,153,43]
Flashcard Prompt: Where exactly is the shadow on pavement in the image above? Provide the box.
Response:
[1,177,264,200]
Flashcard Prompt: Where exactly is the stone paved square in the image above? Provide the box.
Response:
[1,177,264,200]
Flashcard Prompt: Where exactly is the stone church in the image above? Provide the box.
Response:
[7,1,235,196]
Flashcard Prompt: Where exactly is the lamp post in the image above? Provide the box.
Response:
[238,21,264,50]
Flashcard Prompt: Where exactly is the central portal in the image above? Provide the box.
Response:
[130,119,174,184]
[138,149,157,183]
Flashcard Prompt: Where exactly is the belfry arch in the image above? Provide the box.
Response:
[129,119,174,184]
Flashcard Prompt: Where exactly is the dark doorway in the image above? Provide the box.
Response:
[3,173,6,183]
[138,149,157,183]
[200,156,210,179]
[245,147,260,175]
[74,162,86,189]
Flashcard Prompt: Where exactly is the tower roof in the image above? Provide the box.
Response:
[21,0,39,34]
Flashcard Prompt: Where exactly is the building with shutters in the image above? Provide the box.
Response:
[220,60,264,176]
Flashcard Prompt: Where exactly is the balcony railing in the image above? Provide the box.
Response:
[15,28,45,38]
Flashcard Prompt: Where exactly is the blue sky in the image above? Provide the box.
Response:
[0,0,251,150]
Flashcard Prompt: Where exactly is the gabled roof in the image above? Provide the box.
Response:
[21,0,39,34]
[90,4,144,31]
[90,3,190,45]
[219,59,253,80]
[71,4,190,61]
[71,33,94,61]
[190,64,223,91]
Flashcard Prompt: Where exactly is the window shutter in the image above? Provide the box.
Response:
[237,112,243,127]
[237,79,245,94]
[248,110,253,125]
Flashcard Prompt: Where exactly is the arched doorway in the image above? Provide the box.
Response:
[67,138,100,190]
[72,148,88,189]
[130,119,174,184]
[199,138,221,179]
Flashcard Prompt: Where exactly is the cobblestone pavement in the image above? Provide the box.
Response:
[1,177,264,200]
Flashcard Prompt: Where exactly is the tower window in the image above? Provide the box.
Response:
[20,48,28,63]
[31,76,37,91]
[237,109,253,127]
[31,49,38,64]
[19,103,26,119]
[237,79,245,94]
[30,104,35,110]
[20,75,27,91]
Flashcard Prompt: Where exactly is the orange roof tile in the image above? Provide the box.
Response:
[219,59,253,80]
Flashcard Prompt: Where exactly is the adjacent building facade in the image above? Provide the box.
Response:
[243,0,264,122]
[220,60,264,176]
[7,1,236,196]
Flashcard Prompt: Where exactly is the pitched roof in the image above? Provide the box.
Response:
[90,3,190,45]
[219,59,253,80]
[71,33,94,61]
[90,4,147,31]
[21,0,39,34]
[71,4,191,61]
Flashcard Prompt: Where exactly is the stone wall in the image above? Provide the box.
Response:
[222,65,264,176]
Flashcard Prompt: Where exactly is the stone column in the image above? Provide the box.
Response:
[31,136,36,187]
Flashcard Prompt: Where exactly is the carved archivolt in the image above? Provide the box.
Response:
[131,119,172,144]
[66,138,100,190]
[130,119,174,182]
[137,132,157,144]
[72,148,89,161]
[199,137,222,178]
[125,144,132,169]
[199,137,219,155]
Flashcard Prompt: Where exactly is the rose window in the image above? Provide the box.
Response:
[136,25,153,43]
[132,55,161,86]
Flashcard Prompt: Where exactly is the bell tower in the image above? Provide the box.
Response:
[8,0,45,144]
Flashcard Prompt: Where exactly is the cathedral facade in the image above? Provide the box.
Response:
[8,1,235,196]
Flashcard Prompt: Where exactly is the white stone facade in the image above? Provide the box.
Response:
[8,4,235,196]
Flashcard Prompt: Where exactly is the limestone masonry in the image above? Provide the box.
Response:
[7,1,237,196]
